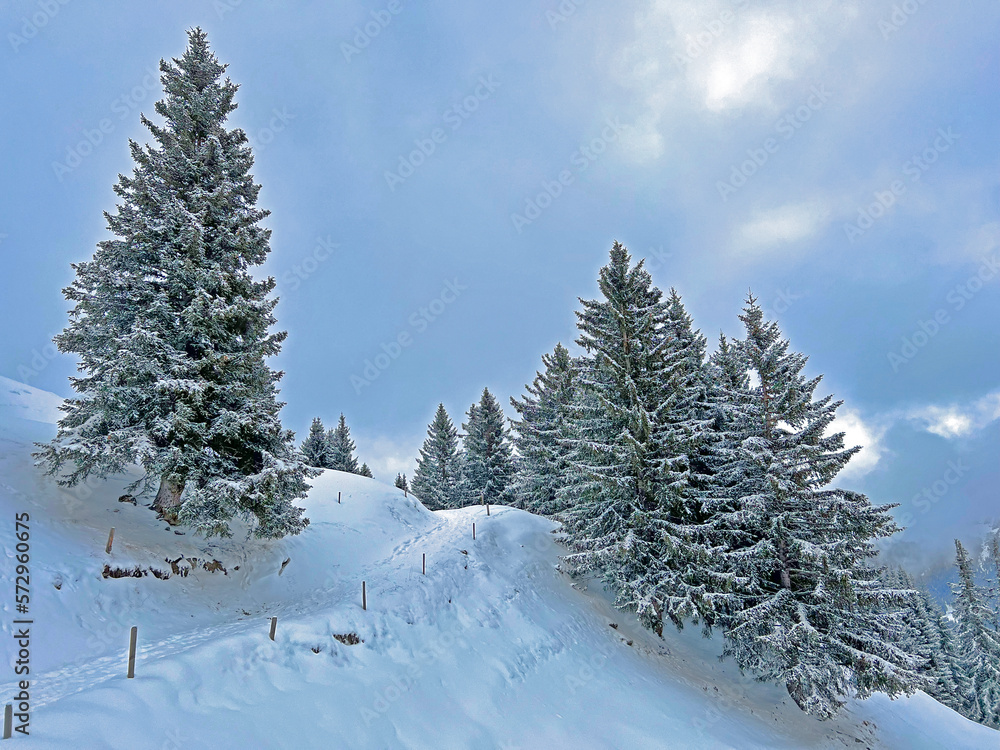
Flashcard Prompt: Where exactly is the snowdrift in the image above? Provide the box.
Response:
[0,376,997,749]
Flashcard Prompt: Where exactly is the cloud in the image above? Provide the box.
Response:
[699,13,799,112]
[733,201,831,252]
[906,391,1000,439]
[829,407,887,479]
[951,221,1000,266]
[353,433,421,481]
[608,0,847,162]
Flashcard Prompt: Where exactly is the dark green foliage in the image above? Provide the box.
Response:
[458,388,515,506]
[301,417,329,468]
[325,414,359,474]
[411,403,461,509]
[35,29,312,538]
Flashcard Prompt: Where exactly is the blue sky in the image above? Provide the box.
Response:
[1,0,997,570]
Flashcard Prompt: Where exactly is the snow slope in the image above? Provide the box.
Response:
[0,375,63,426]
[0,379,997,749]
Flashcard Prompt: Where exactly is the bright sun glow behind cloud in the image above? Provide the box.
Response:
[701,14,798,111]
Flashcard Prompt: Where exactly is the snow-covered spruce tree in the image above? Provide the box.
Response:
[457,388,515,506]
[880,567,970,715]
[986,533,1000,633]
[926,599,977,717]
[559,243,707,635]
[358,463,373,478]
[411,403,461,510]
[952,539,1000,727]
[654,288,717,524]
[394,473,408,491]
[909,577,975,715]
[325,413,360,473]
[702,295,918,719]
[300,417,329,468]
[509,343,579,515]
[619,287,721,633]
[34,29,312,538]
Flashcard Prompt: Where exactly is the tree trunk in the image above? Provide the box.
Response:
[780,567,792,590]
[778,545,792,589]
[651,597,664,638]
[153,475,184,524]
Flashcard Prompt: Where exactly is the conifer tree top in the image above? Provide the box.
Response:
[35,29,310,539]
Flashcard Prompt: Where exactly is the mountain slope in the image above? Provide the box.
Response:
[0,378,996,749]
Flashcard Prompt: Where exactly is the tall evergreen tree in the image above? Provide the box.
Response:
[885,567,972,715]
[651,288,716,524]
[914,583,975,714]
[559,243,706,635]
[394,473,409,492]
[325,413,359,474]
[34,29,312,538]
[300,417,329,468]
[986,533,1000,633]
[458,388,515,505]
[701,295,917,719]
[358,463,373,478]
[510,343,578,515]
[560,242,671,560]
[621,288,720,633]
[952,539,1000,727]
[411,403,461,510]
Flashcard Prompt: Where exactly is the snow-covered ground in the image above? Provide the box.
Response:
[0,375,997,749]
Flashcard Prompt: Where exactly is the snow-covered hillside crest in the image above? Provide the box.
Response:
[0,378,997,748]
[0,375,64,425]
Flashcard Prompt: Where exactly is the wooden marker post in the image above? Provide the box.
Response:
[106,527,115,554]
[2,704,11,740]
[269,617,277,641]
[486,503,490,516]
[127,626,137,678]
[338,491,341,504]
[422,553,426,575]
[362,581,367,611]
[473,523,476,540]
